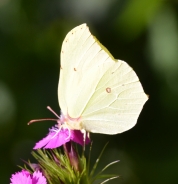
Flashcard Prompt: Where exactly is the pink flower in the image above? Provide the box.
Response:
[29,108,90,149]
[10,170,47,184]
[33,126,90,149]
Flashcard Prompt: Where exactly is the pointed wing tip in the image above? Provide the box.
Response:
[75,23,88,31]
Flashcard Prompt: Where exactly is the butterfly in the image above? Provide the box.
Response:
[58,23,148,137]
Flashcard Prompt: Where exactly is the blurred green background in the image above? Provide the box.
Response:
[1,0,178,183]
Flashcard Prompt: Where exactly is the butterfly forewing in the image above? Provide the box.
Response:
[59,24,114,118]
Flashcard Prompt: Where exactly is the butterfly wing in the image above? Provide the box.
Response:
[59,24,114,118]
[58,24,148,134]
[81,59,148,134]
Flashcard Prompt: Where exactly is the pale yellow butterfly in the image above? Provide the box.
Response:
[58,23,148,136]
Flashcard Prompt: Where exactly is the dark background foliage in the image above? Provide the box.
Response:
[0,0,178,183]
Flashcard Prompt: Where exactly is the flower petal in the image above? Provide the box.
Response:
[10,170,47,184]
[34,126,90,149]
[10,170,31,184]
[32,171,47,184]
[34,129,70,149]
[71,130,90,145]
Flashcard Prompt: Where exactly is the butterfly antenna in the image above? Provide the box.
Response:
[28,106,60,125]
[47,106,60,119]
[28,119,57,125]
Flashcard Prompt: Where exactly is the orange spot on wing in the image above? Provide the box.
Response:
[106,87,111,93]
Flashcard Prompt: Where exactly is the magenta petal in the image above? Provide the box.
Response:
[71,130,90,145]
[10,170,31,184]
[21,170,31,177]
[34,129,70,149]
[33,126,91,149]
[33,133,53,149]
[44,130,70,149]
[32,171,47,184]
[10,170,47,184]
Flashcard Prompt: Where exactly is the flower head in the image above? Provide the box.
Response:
[10,170,47,184]
[29,107,90,149]
[34,125,90,149]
